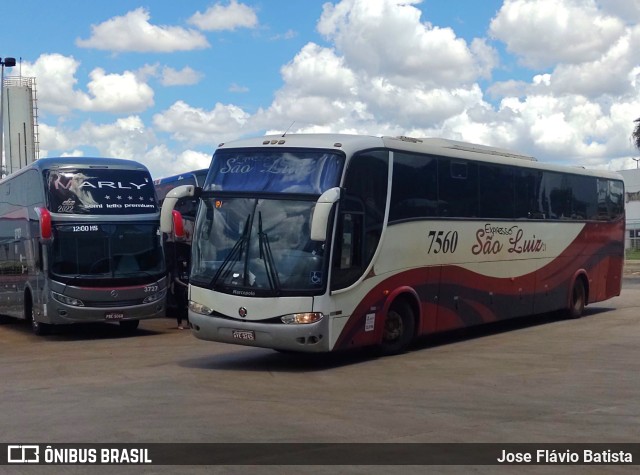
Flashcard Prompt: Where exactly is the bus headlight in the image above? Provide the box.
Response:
[52,292,84,307]
[143,290,166,304]
[189,300,214,315]
[281,312,324,324]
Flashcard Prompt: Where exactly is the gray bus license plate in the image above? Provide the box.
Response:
[105,312,124,320]
[232,330,255,341]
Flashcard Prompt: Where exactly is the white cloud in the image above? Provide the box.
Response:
[75,116,155,158]
[490,0,625,68]
[229,83,249,93]
[280,43,356,98]
[85,69,154,113]
[18,54,88,115]
[160,66,204,86]
[270,29,298,41]
[18,55,154,115]
[152,101,250,145]
[143,148,212,179]
[598,0,640,23]
[317,0,494,88]
[37,123,74,153]
[60,149,85,157]
[76,8,209,52]
[188,0,258,31]
[29,0,640,176]
[176,150,213,172]
[135,63,160,83]
[547,27,640,97]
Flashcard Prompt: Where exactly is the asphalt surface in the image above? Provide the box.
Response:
[1,270,640,474]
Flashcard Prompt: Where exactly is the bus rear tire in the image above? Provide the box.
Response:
[379,299,415,356]
[119,319,140,331]
[567,278,586,319]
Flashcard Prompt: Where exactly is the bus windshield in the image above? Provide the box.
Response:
[50,223,165,279]
[191,197,327,296]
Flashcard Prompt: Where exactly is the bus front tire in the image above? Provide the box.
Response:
[379,300,415,356]
[567,278,586,319]
[28,307,50,336]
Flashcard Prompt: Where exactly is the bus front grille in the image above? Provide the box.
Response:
[85,299,146,308]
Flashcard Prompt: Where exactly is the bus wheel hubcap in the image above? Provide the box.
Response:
[384,311,403,341]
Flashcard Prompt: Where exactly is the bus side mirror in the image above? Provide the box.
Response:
[35,207,52,244]
[160,185,195,234]
[310,187,341,241]
[172,210,186,241]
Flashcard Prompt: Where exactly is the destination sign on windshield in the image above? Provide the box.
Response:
[205,150,344,194]
[46,169,158,215]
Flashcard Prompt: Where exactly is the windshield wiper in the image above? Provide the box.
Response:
[258,212,281,293]
[210,214,251,288]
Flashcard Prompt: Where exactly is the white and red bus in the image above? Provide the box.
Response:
[160,134,625,354]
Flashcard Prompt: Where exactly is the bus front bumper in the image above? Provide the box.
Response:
[41,300,166,325]
[189,311,332,353]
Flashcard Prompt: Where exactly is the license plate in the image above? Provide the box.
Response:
[105,312,124,320]
[232,330,255,341]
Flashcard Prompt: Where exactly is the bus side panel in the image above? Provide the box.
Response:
[532,220,624,314]
[436,264,535,332]
[0,207,30,319]
[333,224,623,351]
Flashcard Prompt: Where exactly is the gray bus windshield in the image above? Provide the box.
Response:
[50,223,165,279]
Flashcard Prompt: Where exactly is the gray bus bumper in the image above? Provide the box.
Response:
[41,299,166,325]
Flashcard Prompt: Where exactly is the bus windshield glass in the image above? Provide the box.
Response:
[50,223,165,278]
[45,168,157,215]
[204,149,344,194]
[191,197,327,296]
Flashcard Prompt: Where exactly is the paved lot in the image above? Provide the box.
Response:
[1,275,640,474]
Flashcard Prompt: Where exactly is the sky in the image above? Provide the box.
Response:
[2,0,640,180]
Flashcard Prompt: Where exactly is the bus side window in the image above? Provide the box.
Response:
[338,212,364,270]
[332,211,364,289]
[331,151,388,291]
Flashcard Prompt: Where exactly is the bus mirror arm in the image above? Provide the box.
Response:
[160,185,195,234]
[310,187,341,241]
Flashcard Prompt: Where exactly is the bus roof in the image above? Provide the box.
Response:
[153,168,208,186]
[27,156,149,170]
[215,133,623,181]
[1,157,151,183]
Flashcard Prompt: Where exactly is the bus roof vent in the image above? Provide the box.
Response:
[395,135,423,143]
[420,138,537,162]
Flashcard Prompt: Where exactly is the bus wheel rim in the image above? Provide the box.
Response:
[384,310,403,342]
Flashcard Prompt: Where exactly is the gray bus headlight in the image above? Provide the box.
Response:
[281,312,324,324]
[143,290,166,304]
[52,292,85,307]
[189,300,214,315]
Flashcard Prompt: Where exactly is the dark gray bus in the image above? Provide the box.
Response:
[154,169,207,320]
[0,157,167,335]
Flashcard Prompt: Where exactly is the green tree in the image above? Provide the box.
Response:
[634,118,640,151]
